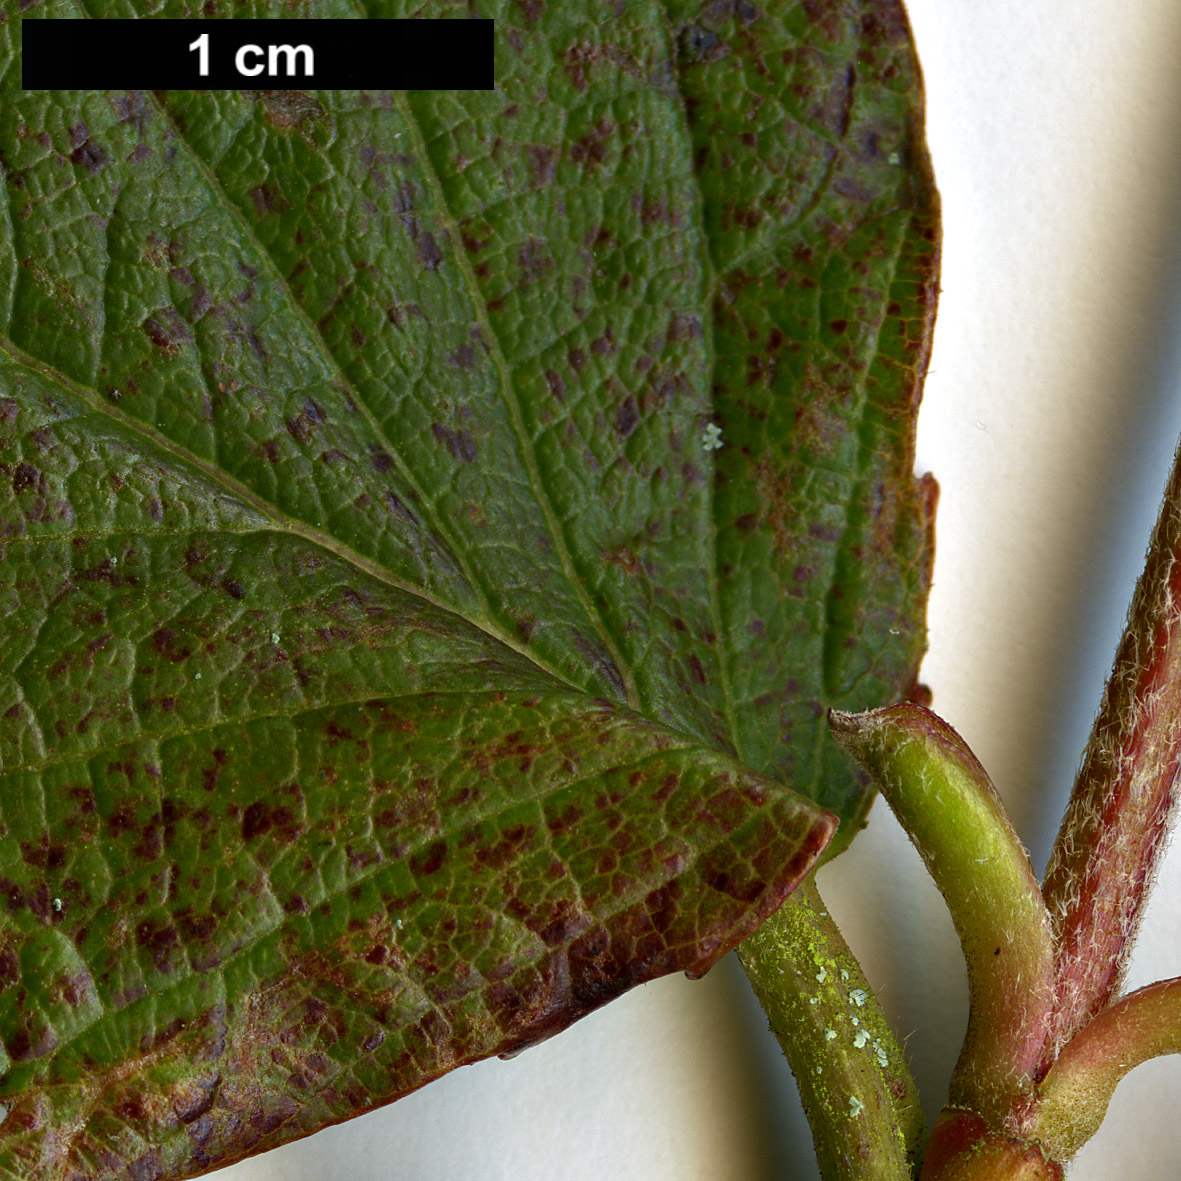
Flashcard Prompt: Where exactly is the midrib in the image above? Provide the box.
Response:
[0,335,585,698]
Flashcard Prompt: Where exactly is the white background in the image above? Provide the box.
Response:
[216,2,1181,1176]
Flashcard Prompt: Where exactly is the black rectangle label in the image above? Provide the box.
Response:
[21,19,494,90]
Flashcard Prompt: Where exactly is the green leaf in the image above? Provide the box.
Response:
[0,0,936,1174]
[665,0,939,849]
[0,354,836,1179]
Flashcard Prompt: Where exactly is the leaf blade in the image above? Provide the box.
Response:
[0,350,835,1178]
[0,0,939,1174]
[6,1,736,742]
[665,0,939,844]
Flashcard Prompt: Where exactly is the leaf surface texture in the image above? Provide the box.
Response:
[0,0,937,1174]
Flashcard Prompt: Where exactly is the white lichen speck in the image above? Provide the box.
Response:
[848,1096,864,1118]
[701,423,724,451]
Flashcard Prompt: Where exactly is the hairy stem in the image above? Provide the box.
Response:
[1031,976,1181,1160]
[1042,438,1181,1061]
[830,706,1054,1126]
[738,877,922,1181]
[919,1111,1062,1181]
